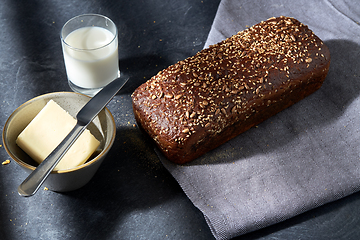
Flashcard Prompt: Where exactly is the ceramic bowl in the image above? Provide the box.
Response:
[2,92,116,192]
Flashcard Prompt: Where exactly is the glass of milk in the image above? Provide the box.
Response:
[61,14,119,96]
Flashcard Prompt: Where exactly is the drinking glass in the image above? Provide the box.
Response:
[61,14,119,96]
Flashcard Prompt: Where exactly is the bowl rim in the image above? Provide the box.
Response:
[2,91,116,174]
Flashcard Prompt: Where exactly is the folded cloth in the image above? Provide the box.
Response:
[159,0,360,239]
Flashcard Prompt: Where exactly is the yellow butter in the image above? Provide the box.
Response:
[16,100,100,171]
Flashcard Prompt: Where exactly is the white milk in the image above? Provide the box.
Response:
[63,26,119,89]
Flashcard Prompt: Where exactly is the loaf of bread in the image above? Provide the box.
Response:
[131,16,330,164]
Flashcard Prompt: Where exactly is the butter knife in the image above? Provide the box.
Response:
[18,75,129,197]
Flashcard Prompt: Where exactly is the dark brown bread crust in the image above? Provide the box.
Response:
[131,16,331,164]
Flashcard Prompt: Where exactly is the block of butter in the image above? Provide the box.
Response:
[16,100,100,171]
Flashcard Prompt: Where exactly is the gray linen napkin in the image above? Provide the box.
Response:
[159,0,360,239]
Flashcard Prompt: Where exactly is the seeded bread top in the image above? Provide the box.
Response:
[131,16,330,150]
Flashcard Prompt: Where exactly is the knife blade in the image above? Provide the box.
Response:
[18,75,129,197]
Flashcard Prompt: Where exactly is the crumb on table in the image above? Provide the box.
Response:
[2,160,10,165]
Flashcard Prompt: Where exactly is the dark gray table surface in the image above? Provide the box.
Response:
[1,1,360,239]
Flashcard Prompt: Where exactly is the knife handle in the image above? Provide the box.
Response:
[18,124,84,197]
